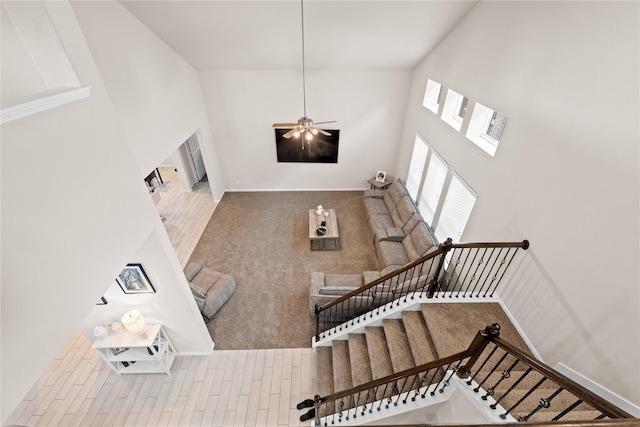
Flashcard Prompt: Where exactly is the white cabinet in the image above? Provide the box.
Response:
[92,325,176,375]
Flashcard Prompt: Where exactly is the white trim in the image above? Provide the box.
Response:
[453,375,517,423]
[554,363,640,417]
[225,187,367,193]
[1,85,91,124]
[178,349,214,357]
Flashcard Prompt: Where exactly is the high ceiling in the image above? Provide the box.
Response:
[119,1,477,71]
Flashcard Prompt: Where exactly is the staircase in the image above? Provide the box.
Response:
[309,301,634,425]
[304,240,636,425]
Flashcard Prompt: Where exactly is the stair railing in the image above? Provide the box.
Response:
[314,239,530,341]
[306,325,636,426]
[458,324,635,423]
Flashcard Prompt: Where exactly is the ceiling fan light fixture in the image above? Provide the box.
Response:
[272,0,336,145]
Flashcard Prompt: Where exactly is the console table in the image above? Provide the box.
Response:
[92,324,176,375]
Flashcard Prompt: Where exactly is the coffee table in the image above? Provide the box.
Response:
[308,209,340,250]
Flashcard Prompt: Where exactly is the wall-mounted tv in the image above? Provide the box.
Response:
[275,129,339,163]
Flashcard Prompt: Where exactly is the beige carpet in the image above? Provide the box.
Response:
[188,191,380,350]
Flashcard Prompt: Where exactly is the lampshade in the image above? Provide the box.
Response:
[121,309,146,333]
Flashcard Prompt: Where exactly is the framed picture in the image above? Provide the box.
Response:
[96,296,107,305]
[376,170,387,182]
[116,263,155,294]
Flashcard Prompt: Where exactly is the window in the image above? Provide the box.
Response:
[435,172,477,242]
[405,134,429,201]
[440,89,469,132]
[422,79,443,114]
[465,103,508,157]
[418,149,448,225]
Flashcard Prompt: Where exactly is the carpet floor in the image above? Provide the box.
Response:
[188,191,380,350]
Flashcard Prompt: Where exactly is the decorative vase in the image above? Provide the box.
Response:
[93,326,108,340]
[111,321,124,334]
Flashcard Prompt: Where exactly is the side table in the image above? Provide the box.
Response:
[367,178,392,190]
[92,324,176,375]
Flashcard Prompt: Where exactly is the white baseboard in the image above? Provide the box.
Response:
[224,187,367,193]
[554,362,640,417]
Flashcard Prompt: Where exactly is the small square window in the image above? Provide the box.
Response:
[423,79,443,114]
[441,89,468,132]
[465,103,508,157]
[457,97,469,120]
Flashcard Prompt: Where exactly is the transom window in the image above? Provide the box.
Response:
[423,79,443,114]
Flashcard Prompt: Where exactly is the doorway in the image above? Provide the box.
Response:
[185,132,206,183]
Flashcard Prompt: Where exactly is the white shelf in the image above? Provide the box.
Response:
[92,325,176,375]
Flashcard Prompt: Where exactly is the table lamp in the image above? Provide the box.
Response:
[121,309,146,333]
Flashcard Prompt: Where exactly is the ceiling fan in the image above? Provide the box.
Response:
[272,0,336,149]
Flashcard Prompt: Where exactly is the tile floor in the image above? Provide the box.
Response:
[5,168,316,426]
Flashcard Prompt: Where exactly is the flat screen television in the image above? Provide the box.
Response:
[275,129,339,163]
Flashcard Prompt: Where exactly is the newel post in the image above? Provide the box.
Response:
[314,304,321,340]
[427,238,453,298]
[457,323,501,378]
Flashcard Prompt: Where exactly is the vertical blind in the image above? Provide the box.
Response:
[435,172,478,242]
[418,149,448,225]
[405,135,429,201]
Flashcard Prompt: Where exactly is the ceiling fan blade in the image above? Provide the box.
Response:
[273,123,299,128]
[313,121,337,125]
[316,129,332,136]
[282,128,299,139]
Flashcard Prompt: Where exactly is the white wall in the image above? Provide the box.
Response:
[0,1,213,421]
[70,1,225,200]
[398,1,639,405]
[199,70,411,190]
[79,224,212,355]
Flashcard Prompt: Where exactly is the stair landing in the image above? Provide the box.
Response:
[421,302,533,359]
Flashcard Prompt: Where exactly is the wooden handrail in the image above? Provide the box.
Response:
[318,325,498,404]
[315,239,530,316]
[489,337,635,419]
[393,420,640,427]
[315,244,444,316]
[318,349,471,404]
[314,325,636,425]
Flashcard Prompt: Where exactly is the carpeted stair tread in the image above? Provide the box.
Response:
[348,333,373,387]
[332,340,353,393]
[495,387,596,414]
[316,346,334,398]
[421,302,533,360]
[471,369,560,395]
[382,319,416,372]
[509,410,605,423]
[364,327,394,380]
[402,311,437,366]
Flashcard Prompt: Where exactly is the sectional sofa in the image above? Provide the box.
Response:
[363,179,439,273]
[309,179,439,314]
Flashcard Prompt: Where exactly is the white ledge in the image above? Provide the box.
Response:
[1,85,91,125]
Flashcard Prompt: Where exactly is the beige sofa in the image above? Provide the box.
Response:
[308,271,380,316]
[308,180,440,316]
[363,179,439,273]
